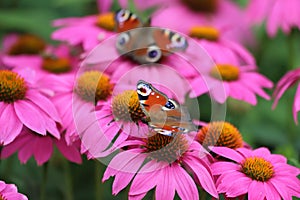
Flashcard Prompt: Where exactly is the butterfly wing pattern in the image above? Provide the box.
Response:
[136,80,196,136]
[115,9,188,64]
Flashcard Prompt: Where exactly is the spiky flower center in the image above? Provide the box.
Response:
[0,194,4,200]
[189,26,220,41]
[144,133,189,163]
[96,12,115,31]
[42,57,71,74]
[75,71,112,103]
[242,157,274,182]
[0,70,27,103]
[210,64,240,81]
[197,121,243,149]
[181,0,218,12]
[112,90,145,122]
[8,34,46,55]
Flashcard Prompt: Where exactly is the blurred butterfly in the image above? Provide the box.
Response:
[136,80,196,136]
[115,9,188,64]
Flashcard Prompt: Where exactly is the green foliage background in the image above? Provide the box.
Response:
[0,0,299,199]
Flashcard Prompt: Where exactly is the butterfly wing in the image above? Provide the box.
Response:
[153,29,188,55]
[115,9,144,32]
[137,80,195,136]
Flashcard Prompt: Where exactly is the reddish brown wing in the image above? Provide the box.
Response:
[115,9,143,32]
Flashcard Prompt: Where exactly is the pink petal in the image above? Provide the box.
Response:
[264,182,281,200]
[210,146,244,163]
[14,101,47,135]
[226,177,251,197]
[293,84,300,123]
[172,164,199,200]
[252,147,271,158]
[129,161,164,196]
[26,90,61,122]
[55,138,82,164]
[183,156,218,198]
[155,166,175,200]
[217,172,246,193]
[211,161,239,175]
[269,178,290,200]
[112,154,147,195]
[236,148,252,158]
[102,149,145,181]
[33,136,53,165]
[248,181,266,200]
[0,104,23,145]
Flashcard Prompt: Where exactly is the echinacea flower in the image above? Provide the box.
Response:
[2,33,46,56]
[246,0,300,37]
[0,180,28,200]
[3,44,79,75]
[152,0,252,44]
[211,147,300,199]
[190,64,273,105]
[0,68,61,145]
[196,121,244,150]
[1,127,82,165]
[102,133,218,199]
[80,89,148,158]
[52,12,116,51]
[273,68,300,124]
[49,70,113,145]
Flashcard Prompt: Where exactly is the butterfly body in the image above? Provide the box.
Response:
[136,80,196,136]
[115,9,188,64]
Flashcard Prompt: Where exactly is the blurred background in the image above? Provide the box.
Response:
[0,0,299,199]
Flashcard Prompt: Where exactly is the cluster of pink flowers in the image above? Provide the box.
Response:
[0,0,300,199]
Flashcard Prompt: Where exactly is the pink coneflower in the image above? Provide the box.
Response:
[190,64,273,105]
[1,127,82,165]
[2,44,79,75]
[80,89,148,158]
[152,0,252,44]
[0,68,61,145]
[273,68,300,124]
[102,133,218,199]
[246,0,300,37]
[0,180,28,200]
[50,70,113,145]
[2,33,46,56]
[52,12,116,51]
[211,147,300,199]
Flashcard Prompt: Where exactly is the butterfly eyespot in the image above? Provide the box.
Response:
[146,45,162,63]
[137,82,152,97]
[163,99,176,110]
[116,9,131,23]
[171,34,187,48]
[117,32,130,47]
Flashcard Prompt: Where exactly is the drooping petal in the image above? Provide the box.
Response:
[172,164,199,200]
[55,138,82,164]
[14,101,47,135]
[129,161,165,196]
[183,156,218,198]
[155,166,175,200]
[0,104,23,145]
[33,136,53,165]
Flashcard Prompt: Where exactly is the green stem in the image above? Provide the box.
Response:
[63,160,73,200]
[40,162,49,200]
[94,161,105,200]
